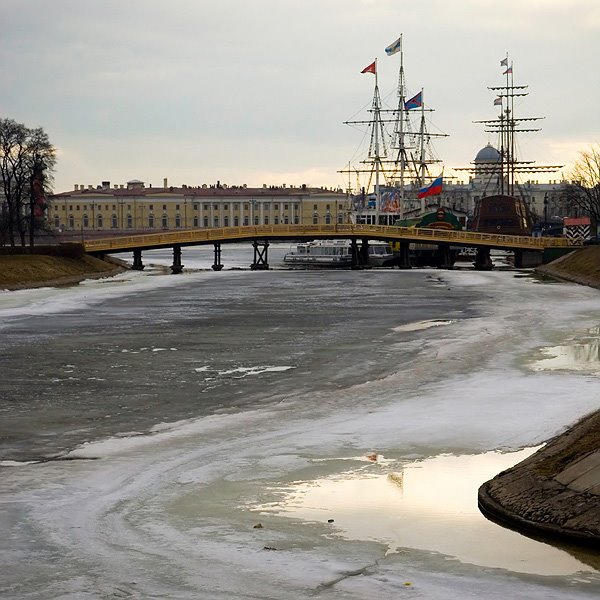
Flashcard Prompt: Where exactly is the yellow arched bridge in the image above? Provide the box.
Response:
[83,224,576,272]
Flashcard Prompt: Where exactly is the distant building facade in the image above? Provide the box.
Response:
[48,179,350,233]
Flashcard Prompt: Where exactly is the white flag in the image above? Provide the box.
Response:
[385,36,402,56]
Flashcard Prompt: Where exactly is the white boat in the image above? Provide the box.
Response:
[283,239,394,268]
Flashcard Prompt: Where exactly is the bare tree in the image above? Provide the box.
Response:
[562,145,600,229]
[0,119,56,247]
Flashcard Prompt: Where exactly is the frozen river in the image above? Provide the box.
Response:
[1,244,599,599]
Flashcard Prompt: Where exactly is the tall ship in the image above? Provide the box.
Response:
[340,35,448,226]
[456,55,562,235]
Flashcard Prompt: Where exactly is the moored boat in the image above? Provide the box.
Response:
[283,239,394,268]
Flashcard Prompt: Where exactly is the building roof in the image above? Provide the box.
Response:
[475,144,501,163]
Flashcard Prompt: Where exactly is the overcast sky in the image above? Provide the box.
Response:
[1,0,598,193]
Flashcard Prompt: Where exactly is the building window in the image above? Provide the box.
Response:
[284,204,288,210]
[325,214,331,224]
[274,216,279,225]
[243,216,249,226]
[234,203,239,212]
[162,214,168,228]
[83,214,89,228]
[54,216,60,228]
[234,215,239,226]
[224,216,229,226]
[313,204,317,210]
[213,217,219,227]
[111,214,118,228]
[97,214,103,228]
[254,215,259,225]
[274,204,279,210]
[68,215,74,229]
[76,205,80,211]
[312,215,318,225]
[224,204,228,210]
[194,204,199,211]
[326,204,330,210]
[175,204,180,210]
[294,216,299,224]
[263,216,269,225]
[213,204,218,210]
[127,214,133,228]
[148,214,154,228]
[162,205,167,211]
[203,216,208,227]
[149,204,154,210]
[193,216,199,227]
[337,213,343,224]
[203,204,209,210]
[175,214,181,228]
[284,216,289,224]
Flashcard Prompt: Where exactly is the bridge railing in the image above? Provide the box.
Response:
[82,224,576,253]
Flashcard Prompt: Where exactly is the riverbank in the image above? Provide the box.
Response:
[478,410,600,548]
[478,245,600,549]
[0,253,124,290]
[536,245,600,290]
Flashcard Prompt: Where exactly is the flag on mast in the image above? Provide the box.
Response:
[385,36,402,56]
[500,57,508,66]
[418,175,443,199]
[503,66,512,75]
[494,96,502,106]
[361,61,376,74]
[404,91,422,110]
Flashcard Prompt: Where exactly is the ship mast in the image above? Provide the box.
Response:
[459,54,562,195]
[369,59,386,223]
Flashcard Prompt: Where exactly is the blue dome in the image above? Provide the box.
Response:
[475,144,501,163]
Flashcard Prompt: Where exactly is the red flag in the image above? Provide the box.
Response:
[361,61,376,75]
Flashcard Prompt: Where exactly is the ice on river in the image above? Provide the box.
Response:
[1,261,599,599]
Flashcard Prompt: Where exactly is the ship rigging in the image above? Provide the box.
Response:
[340,35,447,225]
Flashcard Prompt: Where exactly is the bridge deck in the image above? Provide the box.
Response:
[83,224,576,254]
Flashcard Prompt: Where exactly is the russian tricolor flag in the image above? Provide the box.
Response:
[418,176,443,199]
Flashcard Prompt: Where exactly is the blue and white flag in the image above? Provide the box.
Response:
[385,36,402,56]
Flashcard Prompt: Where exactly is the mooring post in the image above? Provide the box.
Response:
[170,244,183,274]
[212,242,224,271]
[250,240,269,270]
[131,248,145,270]
[474,247,493,270]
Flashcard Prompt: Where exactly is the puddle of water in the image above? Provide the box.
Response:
[531,327,600,374]
[264,449,597,576]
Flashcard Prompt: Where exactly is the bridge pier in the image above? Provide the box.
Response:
[436,244,454,269]
[170,244,184,274]
[250,240,269,270]
[212,243,224,271]
[474,247,493,271]
[131,248,145,270]
[350,239,367,269]
[513,250,523,269]
[396,242,412,269]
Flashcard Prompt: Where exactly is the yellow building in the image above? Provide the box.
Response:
[48,179,349,232]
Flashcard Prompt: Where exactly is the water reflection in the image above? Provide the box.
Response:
[267,449,597,576]
[532,326,600,374]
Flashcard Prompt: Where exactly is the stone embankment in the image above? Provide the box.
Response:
[479,246,600,549]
